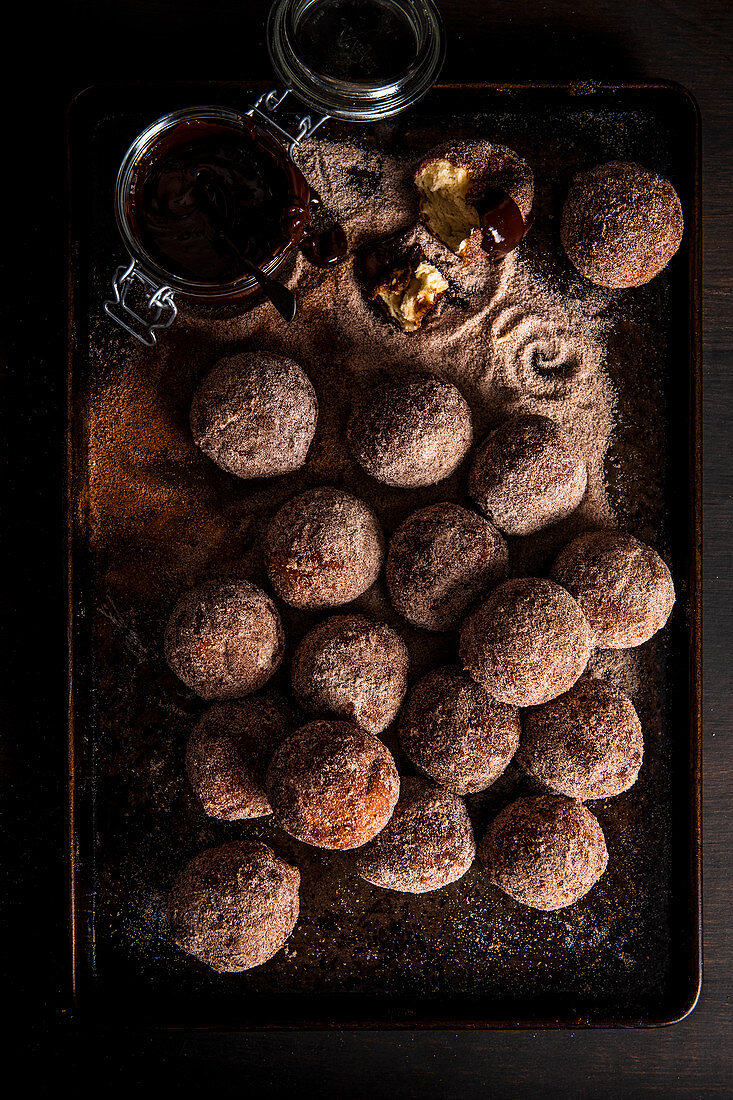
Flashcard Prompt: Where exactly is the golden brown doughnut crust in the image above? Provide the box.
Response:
[265,720,400,850]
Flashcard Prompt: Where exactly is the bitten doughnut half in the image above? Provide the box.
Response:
[480,795,608,911]
[399,666,521,795]
[518,677,643,801]
[550,530,675,648]
[351,776,475,893]
[373,260,448,332]
[190,352,318,479]
[164,580,284,700]
[168,840,300,972]
[266,487,384,609]
[291,614,409,734]
[265,720,400,850]
[560,161,684,288]
[347,377,473,488]
[185,697,292,820]
[356,234,449,333]
[459,578,593,707]
[386,503,508,631]
[468,413,587,536]
[414,141,534,264]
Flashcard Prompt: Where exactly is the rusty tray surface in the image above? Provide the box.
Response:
[67,82,701,1028]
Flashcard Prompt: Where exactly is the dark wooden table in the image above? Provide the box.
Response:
[3,0,731,1094]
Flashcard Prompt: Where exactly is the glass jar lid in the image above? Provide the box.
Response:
[267,0,446,121]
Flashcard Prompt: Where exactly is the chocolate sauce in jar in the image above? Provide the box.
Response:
[131,121,294,285]
[107,0,444,340]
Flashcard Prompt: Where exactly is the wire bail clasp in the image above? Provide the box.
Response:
[246,88,329,156]
[103,260,178,347]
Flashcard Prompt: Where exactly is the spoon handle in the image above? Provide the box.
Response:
[238,254,297,323]
[193,169,297,323]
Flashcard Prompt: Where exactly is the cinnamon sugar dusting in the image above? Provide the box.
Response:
[386,502,508,631]
[561,161,683,289]
[481,795,608,911]
[460,578,593,707]
[550,530,675,648]
[399,666,520,795]
[265,487,384,609]
[85,110,679,1001]
[168,840,300,972]
[518,676,643,801]
[468,413,588,536]
[87,131,619,607]
[185,697,292,819]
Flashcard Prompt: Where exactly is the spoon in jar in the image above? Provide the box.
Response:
[194,168,297,322]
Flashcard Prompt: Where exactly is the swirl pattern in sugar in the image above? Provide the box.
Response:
[490,303,604,399]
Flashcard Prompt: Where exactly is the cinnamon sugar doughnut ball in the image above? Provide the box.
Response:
[550,530,675,648]
[347,378,473,488]
[460,578,593,707]
[399,666,520,795]
[265,720,400,849]
[351,776,475,893]
[266,487,384,609]
[386,503,508,631]
[190,352,318,479]
[168,840,300,972]
[291,615,408,734]
[519,677,643,801]
[468,414,587,536]
[185,698,291,820]
[164,581,284,700]
[481,795,608,910]
[561,161,684,289]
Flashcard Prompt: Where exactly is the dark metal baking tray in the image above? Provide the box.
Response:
[67,81,701,1029]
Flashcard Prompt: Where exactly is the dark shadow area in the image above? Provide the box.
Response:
[442,21,638,83]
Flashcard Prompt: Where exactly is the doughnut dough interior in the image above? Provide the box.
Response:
[415,161,480,255]
[375,261,449,332]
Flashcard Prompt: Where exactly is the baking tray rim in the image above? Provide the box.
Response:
[66,79,703,1030]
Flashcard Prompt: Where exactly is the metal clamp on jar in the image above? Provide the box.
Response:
[103,0,445,345]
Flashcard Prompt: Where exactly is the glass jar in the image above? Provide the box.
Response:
[267,0,446,121]
[104,0,445,345]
